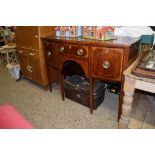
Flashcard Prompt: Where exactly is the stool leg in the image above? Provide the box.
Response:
[6,52,9,64]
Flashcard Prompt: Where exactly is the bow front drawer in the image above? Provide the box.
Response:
[58,44,88,58]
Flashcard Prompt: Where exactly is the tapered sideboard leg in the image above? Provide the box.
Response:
[58,69,65,101]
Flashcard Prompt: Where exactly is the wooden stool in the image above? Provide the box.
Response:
[0,44,18,66]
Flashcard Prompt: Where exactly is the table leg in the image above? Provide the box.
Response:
[89,77,93,114]
[119,76,135,128]
[58,69,65,101]
[6,52,10,64]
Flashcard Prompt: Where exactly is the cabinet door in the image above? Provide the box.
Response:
[29,27,39,49]
[16,28,27,47]
[16,27,31,48]
[92,47,124,82]
[16,26,39,49]
[16,48,31,79]
[28,49,42,83]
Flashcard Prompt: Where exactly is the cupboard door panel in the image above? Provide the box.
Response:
[28,49,42,83]
[16,26,39,49]
[29,27,39,49]
[16,29,26,47]
[92,47,124,81]
[16,48,31,79]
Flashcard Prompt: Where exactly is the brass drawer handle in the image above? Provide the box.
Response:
[18,50,23,53]
[29,66,32,72]
[34,35,38,38]
[60,46,64,53]
[77,48,83,56]
[27,65,32,72]
[102,61,110,69]
[48,51,51,56]
[27,65,29,71]
[30,53,35,56]
[69,44,72,49]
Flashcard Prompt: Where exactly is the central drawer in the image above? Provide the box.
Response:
[58,43,88,59]
[91,47,124,82]
[57,43,89,77]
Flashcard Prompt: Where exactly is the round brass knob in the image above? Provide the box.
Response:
[69,44,72,49]
[29,66,32,72]
[48,51,51,56]
[60,46,64,53]
[102,61,110,69]
[77,48,84,56]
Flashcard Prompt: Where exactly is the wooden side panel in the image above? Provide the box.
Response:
[48,66,58,83]
[43,40,57,67]
[37,49,50,86]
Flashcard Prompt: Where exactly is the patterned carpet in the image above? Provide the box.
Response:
[0,66,155,128]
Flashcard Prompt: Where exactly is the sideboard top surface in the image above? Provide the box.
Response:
[42,36,140,48]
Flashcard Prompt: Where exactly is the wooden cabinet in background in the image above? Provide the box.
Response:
[16,26,56,90]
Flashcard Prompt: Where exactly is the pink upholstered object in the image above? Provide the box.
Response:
[0,104,33,129]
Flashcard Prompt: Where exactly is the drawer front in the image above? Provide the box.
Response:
[92,47,124,81]
[28,49,39,59]
[57,43,89,78]
[43,40,57,67]
[58,43,88,58]
[16,47,27,56]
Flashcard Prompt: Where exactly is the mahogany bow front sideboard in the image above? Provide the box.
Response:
[42,36,140,119]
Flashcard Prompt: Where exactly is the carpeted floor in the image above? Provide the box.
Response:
[0,66,155,128]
